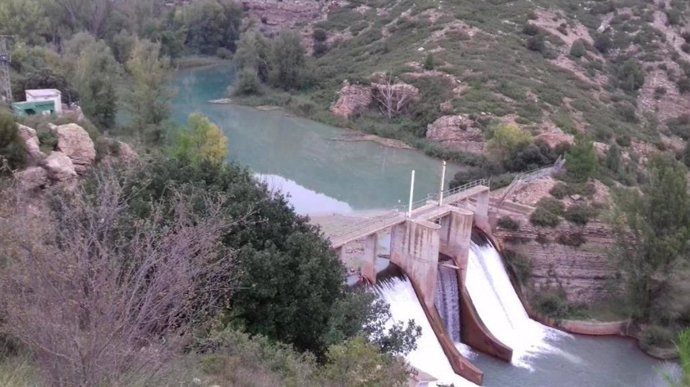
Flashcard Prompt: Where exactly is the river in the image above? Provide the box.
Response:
[171,65,678,387]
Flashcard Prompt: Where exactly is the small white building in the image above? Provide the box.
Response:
[25,89,62,115]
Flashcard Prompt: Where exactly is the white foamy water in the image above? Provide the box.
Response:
[465,242,576,369]
[375,277,479,387]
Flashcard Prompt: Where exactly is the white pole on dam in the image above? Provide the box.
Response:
[439,160,447,206]
[407,170,415,217]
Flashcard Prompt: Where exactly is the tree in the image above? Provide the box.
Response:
[566,134,598,182]
[570,39,587,58]
[64,33,120,129]
[424,53,435,70]
[0,170,234,386]
[611,155,690,322]
[487,123,533,165]
[234,31,272,84]
[124,39,172,143]
[372,74,419,120]
[269,31,307,90]
[675,329,690,387]
[617,58,646,93]
[179,0,243,55]
[0,0,50,45]
[172,113,229,165]
[605,142,623,173]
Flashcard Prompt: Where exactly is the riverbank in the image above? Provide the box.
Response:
[231,89,489,168]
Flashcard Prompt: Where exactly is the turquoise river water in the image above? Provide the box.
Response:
[171,65,678,387]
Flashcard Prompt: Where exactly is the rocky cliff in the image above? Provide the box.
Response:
[494,219,618,305]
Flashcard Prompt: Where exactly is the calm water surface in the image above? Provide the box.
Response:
[170,65,677,387]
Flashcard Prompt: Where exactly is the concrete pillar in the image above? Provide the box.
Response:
[361,233,378,283]
[440,207,473,284]
[390,219,441,308]
[473,189,490,230]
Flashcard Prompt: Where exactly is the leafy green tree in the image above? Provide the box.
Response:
[124,39,171,143]
[617,58,646,93]
[178,0,243,55]
[234,31,272,83]
[324,289,420,356]
[269,31,307,90]
[0,0,50,45]
[172,113,229,165]
[605,142,623,174]
[611,155,690,322]
[319,337,409,387]
[487,123,532,166]
[566,135,598,182]
[424,53,435,70]
[64,33,120,129]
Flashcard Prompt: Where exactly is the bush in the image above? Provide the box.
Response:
[616,59,645,92]
[667,114,690,140]
[503,249,532,284]
[537,197,565,216]
[564,204,596,225]
[530,206,561,227]
[0,112,25,172]
[532,289,570,319]
[526,34,545,53]
[497,216,520,231]
[423,53,435,70]
[522,23,541,36]
[593,33,612,53]
[556,232,586,247]
[640,325,676,349]
[549,183,569,199]
[678,77,690,94]
[233,68,262,96]
[313,28,328,42]
[570,39,587,58]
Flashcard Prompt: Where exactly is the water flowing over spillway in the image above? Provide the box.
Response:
[465,241,573,369]
[375,277,478,387]
[435,265,462,342]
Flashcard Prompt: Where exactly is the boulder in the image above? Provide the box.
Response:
[371,82,421,117]
[53,123,96,175]
[17,124,45,164]
[15,166,48,190]
[43,151,77,182]
[331,81,373,119]
[425,115,485,154]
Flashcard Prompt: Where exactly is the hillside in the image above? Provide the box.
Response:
[243,0,690,174]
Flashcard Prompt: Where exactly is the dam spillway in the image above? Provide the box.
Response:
[464,241,569,369]
[435,265,462,343]
[375,276,478,387]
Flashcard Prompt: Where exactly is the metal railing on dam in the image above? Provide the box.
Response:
[327,178,489,248]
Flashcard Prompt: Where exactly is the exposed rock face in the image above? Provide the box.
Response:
[17,124,45,165]
[53,123,96,175]
[331,82,373,119]
[241,0,341,35]
[425,115,485,154]
[534,127,574,149]
[43,151,78,182]
[495,220,619,304]
[15,166,48,191]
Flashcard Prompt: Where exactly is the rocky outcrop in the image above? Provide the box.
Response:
[241,0,340,35]
[425,115,485,154]
[43,151,78,182]
[494,218,619,304]
[15,166,48,191]
[331,81,373,119]
[17,124,46,165]
[53,123,96,175]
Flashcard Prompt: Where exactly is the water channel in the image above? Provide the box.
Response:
[171,65,677,387]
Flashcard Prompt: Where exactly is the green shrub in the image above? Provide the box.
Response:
[667,114,690,140]
[0,112,25,172]
[233,69,262,96]
[593,33,612,53]
[522,23,541,36]
[215,47,232,59]
[564,204,596,225]
[526,34,545,53]
[530,206,561,227]
[556,231,586,247]
[497,216,520,231]
[532,289,570,319]
[423,53,435,70]
[570,39,587,58]
[313,28,328,42]
[537,197,565,216]
[503,249,532,284]
[549,183,569,199]
[640,325,676,349]
[677,77,690,94]
[37,129,58,154]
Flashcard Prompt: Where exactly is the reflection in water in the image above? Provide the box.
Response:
[255,173,353,215]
